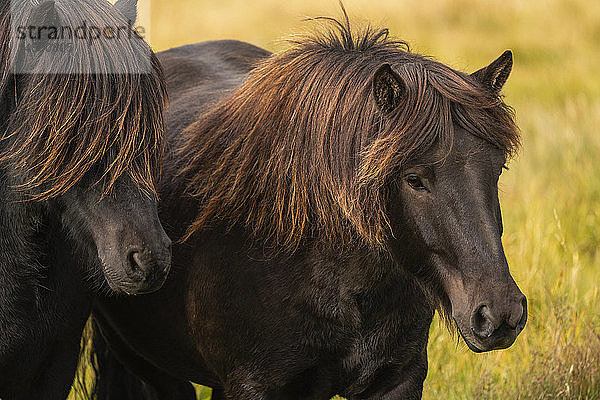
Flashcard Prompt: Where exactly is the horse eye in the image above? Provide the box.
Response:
[405,174,425,190]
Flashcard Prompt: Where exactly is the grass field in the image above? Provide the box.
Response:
[78,0,600,399]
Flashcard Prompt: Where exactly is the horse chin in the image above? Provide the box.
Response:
[100,259,168,296]
[454,318,520,353]
[454,323,484,353]
[99,260,130,295]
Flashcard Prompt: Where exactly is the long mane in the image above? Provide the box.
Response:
[178,16,520,252]
[0,0,167,199]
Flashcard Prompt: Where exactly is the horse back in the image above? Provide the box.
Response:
[158,40,271,137]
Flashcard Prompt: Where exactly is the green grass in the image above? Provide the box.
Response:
[74,0,600,398]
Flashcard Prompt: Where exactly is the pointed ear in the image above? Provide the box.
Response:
[373,64,405,114]
[471,50,513,93]
[114,0,138,23]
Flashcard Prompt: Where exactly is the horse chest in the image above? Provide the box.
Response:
[201,244,435,398]
[291,279,434,398]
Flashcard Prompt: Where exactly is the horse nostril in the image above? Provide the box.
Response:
[471,305,495,339]
[516,296,528,331]
[505,295,527,330]
[121,245,169,294]
[126,248,144,273]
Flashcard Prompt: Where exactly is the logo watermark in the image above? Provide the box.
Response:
[10,0,153,74]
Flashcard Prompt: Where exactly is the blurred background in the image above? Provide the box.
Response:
[142,0,600,398]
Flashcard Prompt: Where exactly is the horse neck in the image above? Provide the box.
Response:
[229,232,435,326]
[157,166,202,240]
[312,242,432,300]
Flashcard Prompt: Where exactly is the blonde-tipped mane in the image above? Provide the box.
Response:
[178,16,520,252]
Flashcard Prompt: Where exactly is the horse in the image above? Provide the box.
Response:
[89,16,527,400]
[0,0,170,398]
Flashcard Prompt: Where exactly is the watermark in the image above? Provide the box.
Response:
[17,19,146,45]
[10,0,153,74]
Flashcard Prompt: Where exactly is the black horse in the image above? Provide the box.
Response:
[0,0,170,398]
[90,17,527,400]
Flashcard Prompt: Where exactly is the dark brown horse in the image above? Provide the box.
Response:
[0,0,170,398]
[90,16,526,400]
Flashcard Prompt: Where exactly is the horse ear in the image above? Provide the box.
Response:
[373,64,405,114]
[471,50,513,93]
[114,0,138,23]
